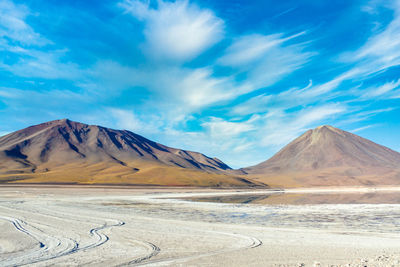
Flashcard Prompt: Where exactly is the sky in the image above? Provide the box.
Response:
[1,0,400,168]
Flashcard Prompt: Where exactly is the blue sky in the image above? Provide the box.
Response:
[1,0,400,168]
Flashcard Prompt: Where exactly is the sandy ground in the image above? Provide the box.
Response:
[1,186,400,266]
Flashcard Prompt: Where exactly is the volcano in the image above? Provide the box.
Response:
[243,125,400,187]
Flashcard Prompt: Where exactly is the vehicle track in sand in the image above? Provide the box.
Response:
[0,191,265,267]
[0,204,161,266]
[0,214,125,266]
[130,222,262,266]
[22,203,163,265]
[34,204,162,265]
[0,216,77,266]
[46,198,263,266]
[118,240,161,266]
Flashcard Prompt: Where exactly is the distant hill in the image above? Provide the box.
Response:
[0,119,258,187]
[242,125,400,187]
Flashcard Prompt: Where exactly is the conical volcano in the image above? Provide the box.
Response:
[243,125,400,187]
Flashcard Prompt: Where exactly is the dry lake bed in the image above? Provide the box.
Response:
[1,185,400,266]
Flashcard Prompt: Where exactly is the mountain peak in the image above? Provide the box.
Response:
[305,125,346,143]
[243,126,400,187]
[56,118,70,124]
[311,125,344,135]
[48,118,84,127]
[315,125,335,130]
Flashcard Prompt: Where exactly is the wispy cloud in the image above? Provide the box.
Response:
[0,48,81,79]
[0,0,80,79]
[361,79,400,99]
[259,104,346,147]
[336,1,400,83]
[337,107,396,126]
[218,32,314,88]
[351,124,379,133]
[202,116,256,139]
[120,0,224,62]
[350,1,400,71]
[89,61,251,113]
[108,108,164,135]
[0,0,50,46]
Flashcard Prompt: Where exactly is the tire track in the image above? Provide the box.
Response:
[34,204,162,264]
[0,215,125,266]
[25,204,161,264]
[0,216,76,267]
[118,241,160,266]
[1,195,262,267]
[83,221,125,251]
[132,225,262,266]
[29,198,261,266]
[0,204,161,266]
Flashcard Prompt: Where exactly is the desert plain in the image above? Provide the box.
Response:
[1,185,400,266]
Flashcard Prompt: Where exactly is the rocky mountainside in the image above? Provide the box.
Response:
[0,119,256,187]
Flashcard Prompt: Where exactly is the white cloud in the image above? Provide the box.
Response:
[0,0,50,46]
[231,79,317,116]
[0,1,79,80]
[90,61,252,114]
[339,1,400,78]
[104,108,263,168]
[120,0,224,62]
[293,104,346,126]
[108,108,164,135]
[85,60,141,91]
[160,104,346,168]
[171,67,250,109]
[230,93,273,115]
[202,116,255,139]
[0,49,80,79]
[218,32,314,88]
[0,87,91,112]
[109,108,143,131]
[361,79,400,98]
[352,14,400,68]
[227,0,400,124]
[218,34,285,66]
[335,107,395,127]
[351,124,378,133]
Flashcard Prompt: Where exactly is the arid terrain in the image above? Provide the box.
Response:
[0,119,253,187]
[1,185,400,266]
[2,120,400,189]
[243,125,400,187]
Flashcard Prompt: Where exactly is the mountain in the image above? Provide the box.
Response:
[243,125,400,187]
[0,119,258,187]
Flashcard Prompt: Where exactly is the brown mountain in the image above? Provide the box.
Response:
[0,119,257,187]
[243,125,400,187]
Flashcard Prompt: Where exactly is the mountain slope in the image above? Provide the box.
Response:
[0,119,257,187]
[243,125,400,187]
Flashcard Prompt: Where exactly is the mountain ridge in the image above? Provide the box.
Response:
[0,119,257,187]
